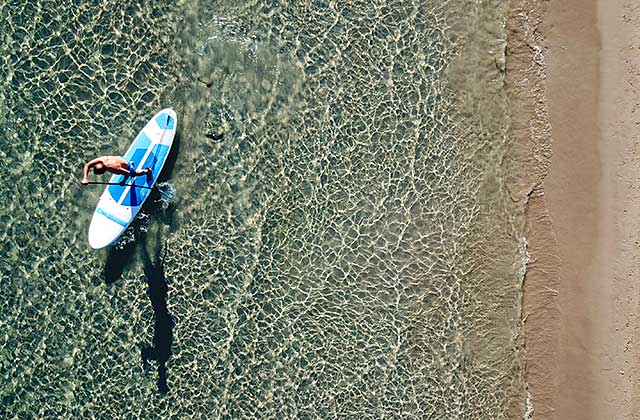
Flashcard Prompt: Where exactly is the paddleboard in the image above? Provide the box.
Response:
[88,108,177,249]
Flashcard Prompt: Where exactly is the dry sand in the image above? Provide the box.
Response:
[538,0,640,419]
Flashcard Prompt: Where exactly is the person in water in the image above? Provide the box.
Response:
[81,156,152,185]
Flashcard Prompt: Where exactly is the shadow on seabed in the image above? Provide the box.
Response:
[140,239,174,395]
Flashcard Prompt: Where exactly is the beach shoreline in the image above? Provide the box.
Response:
[531,0,640,419]
[502,1,559,419]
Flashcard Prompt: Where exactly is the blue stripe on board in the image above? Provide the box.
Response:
[156,114,174,130]
[97,208,129,227]
[108,147,150,204]
[106,132,152,200]
[127,132,152,157]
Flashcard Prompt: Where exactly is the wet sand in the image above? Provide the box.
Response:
[542,0,640,418]
[503,0,559,416]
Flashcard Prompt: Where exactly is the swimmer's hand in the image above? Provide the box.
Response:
[81,178,89,185]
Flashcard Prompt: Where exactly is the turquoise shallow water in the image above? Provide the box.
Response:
[1,1,529,418]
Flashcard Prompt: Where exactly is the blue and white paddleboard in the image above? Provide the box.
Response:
[88,108,177,249]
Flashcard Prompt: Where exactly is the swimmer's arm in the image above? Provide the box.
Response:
[81,158,102,184]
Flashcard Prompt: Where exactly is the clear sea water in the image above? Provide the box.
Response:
[0,0,529,418]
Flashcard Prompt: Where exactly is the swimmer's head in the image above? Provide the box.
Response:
[94,163,105,175]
